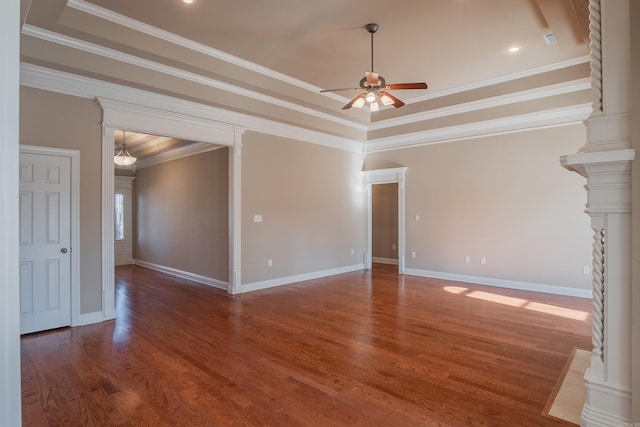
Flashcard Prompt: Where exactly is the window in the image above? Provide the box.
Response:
[115,193,124,241]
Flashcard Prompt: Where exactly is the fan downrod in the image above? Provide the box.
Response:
[365,23,378,34]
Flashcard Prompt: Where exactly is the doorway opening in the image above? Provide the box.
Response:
[371,183,399,268]
[364,167,407,274]
[112,129,230,288]
[100,98,244,322]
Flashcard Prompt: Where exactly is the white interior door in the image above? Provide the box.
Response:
[19,152,71,334]
[114,176,135,266]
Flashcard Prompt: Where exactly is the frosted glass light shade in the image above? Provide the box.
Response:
[114,146,136,166]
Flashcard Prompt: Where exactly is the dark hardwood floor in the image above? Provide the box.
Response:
[21,264,591,426]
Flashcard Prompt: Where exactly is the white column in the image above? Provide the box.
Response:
[560,1,636,425]
[365,182,372,270]
[101,125,116,320]
[0,0,22,425]
[228,128,245,294]
[397,172,406,274]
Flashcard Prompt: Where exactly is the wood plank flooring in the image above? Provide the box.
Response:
[21,264,591,426]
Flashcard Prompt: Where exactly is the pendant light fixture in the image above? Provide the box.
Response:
[114,130,136,166]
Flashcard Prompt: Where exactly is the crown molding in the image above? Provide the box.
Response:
[65,0,330,96]
[323,55,590,109]
[20,22,593,146]
[369,78,591,130]
[67,0,351,108]
[20,62,364,153]
[365,104,593,153]
[63,1,591,115]
[20,62,592,154]
[32,0,590,130]
[21,24,364,131]
[405,56,591,104]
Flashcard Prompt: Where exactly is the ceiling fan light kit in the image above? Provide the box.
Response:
[320,23,428,111]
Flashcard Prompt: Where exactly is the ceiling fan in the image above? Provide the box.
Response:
[320,23,428,111]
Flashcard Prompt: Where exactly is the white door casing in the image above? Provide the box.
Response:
[99,98,244,317]
[364,167,407,273]
[19,152,71,334]
[114,176,135,266]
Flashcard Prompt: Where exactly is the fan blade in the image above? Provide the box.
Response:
[342,94,365,110]
[365,71,380,86]
[379,91,405,108]
[384,82,428,90]
[320,87,360,93]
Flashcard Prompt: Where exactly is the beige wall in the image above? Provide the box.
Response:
[135,149,229,282]
[241,132,366,284]
[19,86,103,314]
[372,183,398,261]
[365,124,592,290]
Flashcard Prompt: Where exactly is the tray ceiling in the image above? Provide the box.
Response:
[20,0,592,151]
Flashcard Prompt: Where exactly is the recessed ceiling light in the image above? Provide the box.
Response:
[182,0,195,4]
[508,46,521,54]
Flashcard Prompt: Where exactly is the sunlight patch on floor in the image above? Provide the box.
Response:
[443,286,468,294]
[444,286,589,321]
[467,290,527,307]
[525,301,589,321]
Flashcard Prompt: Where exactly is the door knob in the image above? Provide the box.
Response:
[60,248,69,254]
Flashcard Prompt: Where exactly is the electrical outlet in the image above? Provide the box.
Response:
[254,214,263,222]
[415,214,420,221]
[480,256,487,265]
[464,255,470,264]
[411,251,416,258]
[267,259,272,267]
[350,248,354,255]
[583,265,591,274]
[392,244,396,250]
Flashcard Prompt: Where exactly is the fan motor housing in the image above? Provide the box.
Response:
[365,23,378,34]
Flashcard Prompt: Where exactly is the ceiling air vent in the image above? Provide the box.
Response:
[543,32,557,45]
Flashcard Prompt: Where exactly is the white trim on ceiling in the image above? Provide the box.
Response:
[404,55,591,105]
[365,104,593,153]
[21,62,593,154]
[20,62,364,153]
[369,78,591,130]
[21,25,363,131]
[65,0,338,99]
[66,0,590,109]
[21,22,592,136]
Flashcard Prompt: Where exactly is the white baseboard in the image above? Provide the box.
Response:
[372,257,399,265]
[74,310,113,327]
[403,268,591,298]
[241,264,365,293]
[134,259,229,290]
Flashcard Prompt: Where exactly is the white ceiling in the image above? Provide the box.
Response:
[20,0,592,155]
